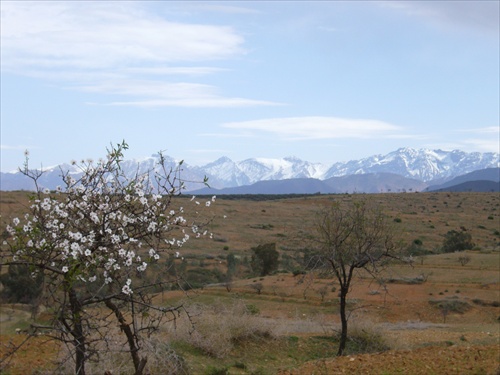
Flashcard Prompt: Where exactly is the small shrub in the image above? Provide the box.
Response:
[342,320,391,354]
[292,269,306,276]
[472,299,500,307]
[441,229,474,253]
[250,282,264,295]
[233,362,247,369]
[64,335,189,375]
[393,218,402,223]
[458,255,471,266]
[429,299,471,314]
[173,300,274,359]
[245,304,260,315]
[288,336,299,344]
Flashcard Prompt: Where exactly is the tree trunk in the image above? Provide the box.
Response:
[69,288,86,375]
[337,286,348,356]
[105,299,147,375]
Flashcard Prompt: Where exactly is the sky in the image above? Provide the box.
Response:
[1,1,499,172]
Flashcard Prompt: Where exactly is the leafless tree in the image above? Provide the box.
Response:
[308,200,402,356]
[458,255,471,266]
[249,282,264,295]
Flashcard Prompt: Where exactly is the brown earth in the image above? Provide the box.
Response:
[0,334,59,374]
[1,192,499,374]
[278,345,500,375]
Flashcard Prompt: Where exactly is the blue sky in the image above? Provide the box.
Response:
[1,1,499,172]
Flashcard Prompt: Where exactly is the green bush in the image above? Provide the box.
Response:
[250,243,279,276]
[441,229,474,253]
[0,264,43,303]
[182,268,224,290]
[292,269,306,276]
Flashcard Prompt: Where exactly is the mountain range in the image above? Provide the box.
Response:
[1,148,498,194]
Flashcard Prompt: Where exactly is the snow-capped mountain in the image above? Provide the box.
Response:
[200,156,328,187]
[193,157,252,187]
[1,148,498,192]
[323,148,499,182]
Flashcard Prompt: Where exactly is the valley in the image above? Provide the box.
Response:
[0,191,499,374]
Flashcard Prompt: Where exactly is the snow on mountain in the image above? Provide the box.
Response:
[324,148,499,182]
[194,157,251,187]
[236,156,327,183]
[1,148,498,191]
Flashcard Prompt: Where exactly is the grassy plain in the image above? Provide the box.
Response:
[0,191,499,374]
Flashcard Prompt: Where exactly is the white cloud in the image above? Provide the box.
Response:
[77,79,279,107]
[0,1,276,108]
[460,138,500,153]
[461,126,500,135]
[1,2,244,70]
[122,66,227,76]
[458,126,500,153]
[106,97,279,108]
[424,126,500,154]
[187,4,260,15]
[221,117,405,140]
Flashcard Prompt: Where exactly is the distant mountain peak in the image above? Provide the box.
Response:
[1,147,498,192]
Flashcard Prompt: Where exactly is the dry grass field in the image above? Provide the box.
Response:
[0,191,499,374]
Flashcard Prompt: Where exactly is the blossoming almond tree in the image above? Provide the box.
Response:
[1,141,215,375]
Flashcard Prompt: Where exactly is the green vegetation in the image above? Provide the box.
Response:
[250,243,280,276]
[441,229,475,253]
[1,191,499,374]
[0,264,43,304]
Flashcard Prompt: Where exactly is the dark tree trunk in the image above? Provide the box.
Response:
[68,288,86,375]
[105,299,147,375]
[337,286,348,356]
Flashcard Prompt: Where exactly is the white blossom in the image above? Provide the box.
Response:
[122,279,133,295]
[137,262,147,272]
